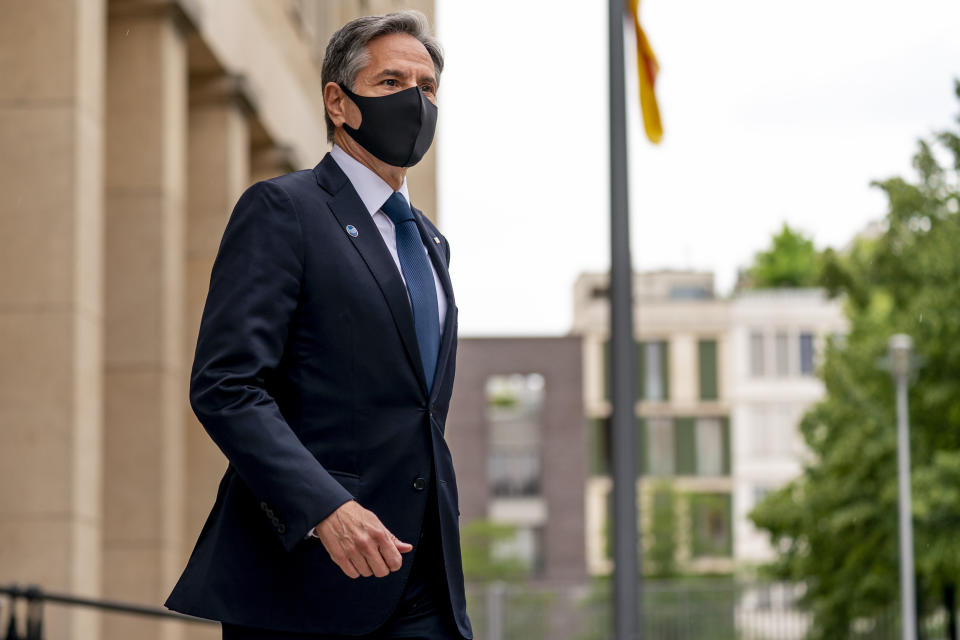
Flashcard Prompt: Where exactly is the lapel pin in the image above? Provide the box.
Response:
[433,236,440,245]
[345,224,359,238]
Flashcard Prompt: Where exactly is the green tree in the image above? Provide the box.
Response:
[750,81,960,639]
[460,518,529,582]
[744,223,822,288]
[460,518,553,640]
[646,482,679,578]
[600,482,679,578]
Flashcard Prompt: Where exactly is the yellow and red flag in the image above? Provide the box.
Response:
[628,0,662,144]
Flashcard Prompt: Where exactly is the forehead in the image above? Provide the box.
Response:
[361,32,434,75]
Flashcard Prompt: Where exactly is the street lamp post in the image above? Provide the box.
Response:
[889,334,916,640]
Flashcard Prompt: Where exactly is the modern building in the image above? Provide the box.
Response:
[0,2,435,639]
[729,289,846,563]
[573,270,736,575]
[571,271,846,575]
[446,337,588,585]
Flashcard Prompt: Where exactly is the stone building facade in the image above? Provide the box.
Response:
[0,2,435,639]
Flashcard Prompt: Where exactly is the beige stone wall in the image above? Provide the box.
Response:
[0,1,106,638]
[103,6,189,639]
[0,2,438,638]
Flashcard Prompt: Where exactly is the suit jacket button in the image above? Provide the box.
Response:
[413,477,426,491]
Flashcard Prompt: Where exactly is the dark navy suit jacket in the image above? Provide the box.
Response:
[165,154,471,638]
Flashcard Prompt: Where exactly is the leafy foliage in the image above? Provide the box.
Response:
[460,518,554,640]
[460,518,530,583]
[646,483,679,578]
[745,223,822,288]
[750,81,960,639]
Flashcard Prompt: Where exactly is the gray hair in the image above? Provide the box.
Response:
[321,10,444,143]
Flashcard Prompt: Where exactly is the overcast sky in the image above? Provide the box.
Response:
[433,0,960,336]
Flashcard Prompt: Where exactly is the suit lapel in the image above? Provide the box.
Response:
[315,156,429,395]
[412,208,457,403]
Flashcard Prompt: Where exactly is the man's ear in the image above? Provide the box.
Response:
[324,82,361,130]
[323,82,348,129]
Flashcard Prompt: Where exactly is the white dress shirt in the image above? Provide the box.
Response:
[308,148,450,539]
[330,145,447,332]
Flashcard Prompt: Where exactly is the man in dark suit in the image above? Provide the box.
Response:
[165,11,471,639]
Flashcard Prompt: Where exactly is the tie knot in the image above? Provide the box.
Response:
[381,192,414,226]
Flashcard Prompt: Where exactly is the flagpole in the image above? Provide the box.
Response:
[608,1,642,639]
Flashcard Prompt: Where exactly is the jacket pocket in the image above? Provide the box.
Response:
[326,469,360,499]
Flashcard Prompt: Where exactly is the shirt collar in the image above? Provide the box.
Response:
[330,144,411,216]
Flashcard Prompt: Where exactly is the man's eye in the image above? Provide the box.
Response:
[420,84,435,93]
[383,79,397,87]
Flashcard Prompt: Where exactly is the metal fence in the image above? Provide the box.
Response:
[466,579,954,640]
[2,580,953,639]
[0,583,215,640]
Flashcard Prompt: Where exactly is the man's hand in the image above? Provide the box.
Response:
[313,501,413,579]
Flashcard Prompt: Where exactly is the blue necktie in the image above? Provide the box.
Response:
[381,192,441,390]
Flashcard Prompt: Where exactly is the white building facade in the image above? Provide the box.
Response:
[729,290,846,563]
[572,272,846,574]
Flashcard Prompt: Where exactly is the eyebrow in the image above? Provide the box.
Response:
[373,68,437,87]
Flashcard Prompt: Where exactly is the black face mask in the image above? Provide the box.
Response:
[338,83,438,168]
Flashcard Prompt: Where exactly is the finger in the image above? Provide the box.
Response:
[351,527,390,578]
[319,537,360,579]
[378,533,404,572]
[393,535,414,553]
[336,556,361,579]
[360,537,391,578]
[348,552,374,578]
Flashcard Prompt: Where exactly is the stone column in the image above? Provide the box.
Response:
[183,73,250,556]
[103,3,189,639]
[0,2,105,639]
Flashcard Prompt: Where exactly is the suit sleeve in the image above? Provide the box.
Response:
[189,181,353,551]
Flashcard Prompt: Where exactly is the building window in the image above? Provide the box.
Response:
[644,341,668,401]
[669,285,711,299]
[749,406,772,456]
[690,493,733,557]
[492,525,545,575]
[775,331,790,377]
[799,332,815,375]
[749,331,765,377]
[749,405,794,457]
[674,417,696,475]
[486,374,544,497]
[775,405,797,455]
[695,417,725,476]
[698,339,718,400]
[646,417,675,476]
[589,418,611,476]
